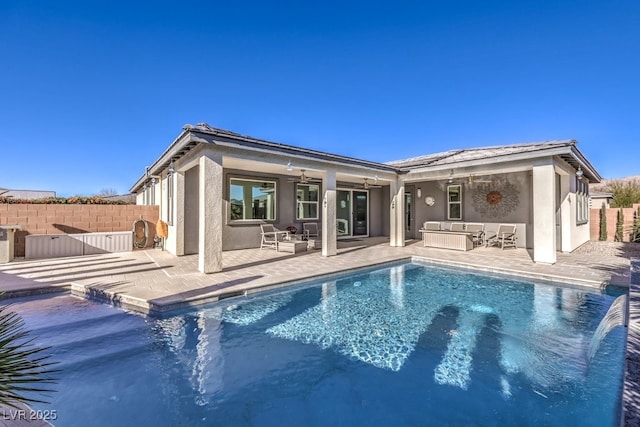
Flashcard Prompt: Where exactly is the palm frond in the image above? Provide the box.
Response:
[0,304,59,409]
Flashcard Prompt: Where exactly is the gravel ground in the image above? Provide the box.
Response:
[573,240,640,258]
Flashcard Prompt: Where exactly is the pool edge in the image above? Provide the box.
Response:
[623,257,640,427]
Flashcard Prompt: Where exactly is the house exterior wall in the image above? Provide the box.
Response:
[566,175,592,251]
[368,187,385,237]
[222,168,298,250]
[129,132,598,262]
[183,165,199,254]
[2,190,56,200]
[411,172,532,248]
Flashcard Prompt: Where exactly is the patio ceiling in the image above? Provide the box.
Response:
[223,156,392,186]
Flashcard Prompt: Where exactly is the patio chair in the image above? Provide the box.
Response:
[422,221,441,231]
[337,219,349,236]
[485,224,517,249]
[302,223,319,240]
[465,223,485,247]
[450,222,465,232]
[260,224,289,250]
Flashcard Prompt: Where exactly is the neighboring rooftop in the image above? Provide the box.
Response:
[0,188,56,200]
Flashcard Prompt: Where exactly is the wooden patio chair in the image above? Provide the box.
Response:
[485,224,517,249]
[465,223,485,247]
[422,221,441,231]
[260,224,289,250]
[302,223,319,240]
[450,222,465,232]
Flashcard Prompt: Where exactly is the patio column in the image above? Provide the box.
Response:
[559,172,572,253]
[198,152,223,273]
[389,179,405,247]
[322,169,337,257]
[174,170,185,256]
[532,160,556,264]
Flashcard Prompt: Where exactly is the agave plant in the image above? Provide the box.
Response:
[0,303,59,408]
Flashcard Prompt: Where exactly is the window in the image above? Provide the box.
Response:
[296,183,319,220]
[150,179,156,205]
[229,178,276,221]
[167,172,174,225]
[576,178,589,225]
[447,185,462,220]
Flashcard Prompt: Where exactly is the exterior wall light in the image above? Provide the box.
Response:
[576,166,583,178]
[417,187,422,198]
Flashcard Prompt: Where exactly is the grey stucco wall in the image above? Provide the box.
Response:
[221,169,390,250]
[368,187,384,237]
[412,172,533,248]
[184,166,199,254]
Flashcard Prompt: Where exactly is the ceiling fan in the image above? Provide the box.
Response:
[287,169,321,184]
[467,175,493,184]
[362,178,382,190]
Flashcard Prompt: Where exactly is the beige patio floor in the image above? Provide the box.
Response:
[0,237,632,314]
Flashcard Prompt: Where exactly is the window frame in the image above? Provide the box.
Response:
[167,172,174,225]
[295,183,320,221]
[576,177,589,225]
[228,177,277,222]
[447,184,462,221]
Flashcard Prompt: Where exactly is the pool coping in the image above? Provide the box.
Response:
[623,257,640,427]
[59,253,617,316]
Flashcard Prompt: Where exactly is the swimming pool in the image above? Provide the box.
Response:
[14,262,626,426]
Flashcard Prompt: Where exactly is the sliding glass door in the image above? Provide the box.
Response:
[336,189,368,238]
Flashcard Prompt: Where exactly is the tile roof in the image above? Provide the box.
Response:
[387,140,576,169]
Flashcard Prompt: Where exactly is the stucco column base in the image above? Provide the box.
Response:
[198,152,223,273]
[322,169,337,257]
[532,161,557,264]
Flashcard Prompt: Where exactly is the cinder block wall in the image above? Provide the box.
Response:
[590,203,640,242]
[0,204,159,257]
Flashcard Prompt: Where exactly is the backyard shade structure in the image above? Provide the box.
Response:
[130,123,601,273]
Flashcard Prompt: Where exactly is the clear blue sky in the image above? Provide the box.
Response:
[1,1,638,197]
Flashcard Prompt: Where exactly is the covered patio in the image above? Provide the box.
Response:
[130,124,600,273]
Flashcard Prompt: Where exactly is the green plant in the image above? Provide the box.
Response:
[0,304,58,408]
[633,207,640,243]
[599,203,607,241]
[0,195,131,205]
[608,179,640,208]
[614,209,624,242]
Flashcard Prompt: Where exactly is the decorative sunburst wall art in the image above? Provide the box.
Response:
[471,178,520,218]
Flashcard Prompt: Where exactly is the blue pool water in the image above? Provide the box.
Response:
[13,262,626,426]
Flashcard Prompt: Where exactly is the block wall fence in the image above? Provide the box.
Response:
[0,204,159,257]
[590,203,640,242]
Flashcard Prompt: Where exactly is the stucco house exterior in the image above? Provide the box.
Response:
[130,123,601,273]
[0,187,56,199]
[590,191,614,209]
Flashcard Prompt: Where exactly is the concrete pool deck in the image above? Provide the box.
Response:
[0,238,633,313]
[0,238,638,425]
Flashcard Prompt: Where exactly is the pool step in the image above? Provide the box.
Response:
[433,309,487,389]
[47,326,154,370]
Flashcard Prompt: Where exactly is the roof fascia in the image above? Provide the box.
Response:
[569,145,602,182]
